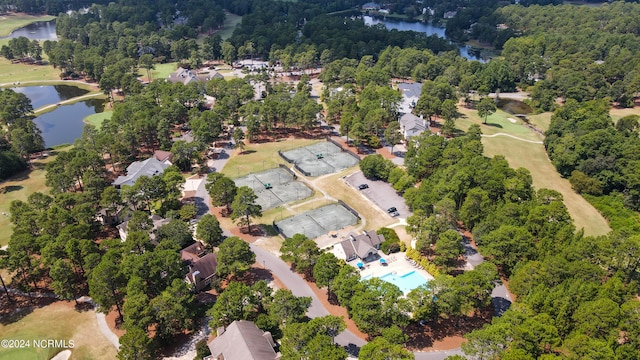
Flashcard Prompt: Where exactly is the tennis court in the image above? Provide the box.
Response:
[275,203,360,239]
[233,167,312,210]
[280,142,359,177]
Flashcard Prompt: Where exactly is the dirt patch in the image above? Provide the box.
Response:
[404,309,493,351]
[105,308,126,337]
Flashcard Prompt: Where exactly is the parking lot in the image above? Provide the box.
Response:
[345,171,412,219]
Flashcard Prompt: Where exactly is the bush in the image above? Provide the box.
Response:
[381,241,400,254]
[377,227,400,243]
[194,339,211,360]
[360,154,396,181]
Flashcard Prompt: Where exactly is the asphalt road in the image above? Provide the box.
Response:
[250,244,367,355]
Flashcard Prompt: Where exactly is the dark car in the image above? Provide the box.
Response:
[358,184,369,190]
[387,207,397,213]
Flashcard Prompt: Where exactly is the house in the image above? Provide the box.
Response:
[117,214,170,242]
[181,242,218,291]
[207,320,279,360]
[112,157,170,188]
[399,113,428,140]
[335,230,385,262]
[167,67,223,86]
[444,10,457,19]
[397,82,422,114]
[362,2,380,11]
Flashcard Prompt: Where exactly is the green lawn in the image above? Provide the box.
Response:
[0,58,60,84]
[84,110,113,129]
[0,302,118,360]
[150,62,178,81]
[481,133,610,236]
[215,12,243,40]
[0,13,55,36]
[458,104,611,236]
[527,112,552,132]
[221,138,321,178]
[0,146,71,246]
[457,106,543,142]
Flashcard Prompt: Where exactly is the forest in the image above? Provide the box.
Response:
[0,0,639,359]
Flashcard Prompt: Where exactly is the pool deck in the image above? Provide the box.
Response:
[350,253,435,291]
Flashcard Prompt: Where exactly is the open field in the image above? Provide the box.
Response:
[527,112,552,132]
[0,58,59,83]
[482,135,610,236]
[0,301,118,360]
[216,13,242,40]
[0,146,71,246]
[0,13,55,36]
[458,104,611,236]
[84,110,112,129]
[221,138,321,178]
[150,62,178,81]
[457,107,543,142]
[610,107,640,124]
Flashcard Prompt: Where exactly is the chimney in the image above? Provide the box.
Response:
[216,326,226,337]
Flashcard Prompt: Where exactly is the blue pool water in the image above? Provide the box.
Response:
[364,271,429,293]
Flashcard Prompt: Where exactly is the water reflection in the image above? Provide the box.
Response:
[1,20,57,41]
[12,85,89,110]
[362,15,485,61]
[34,99,105,148]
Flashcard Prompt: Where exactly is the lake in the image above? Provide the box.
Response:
[11,85,102,148]
[12,85,89,110]
[34,99,104,148]
[362,15,485,61]
[1,20,57,41]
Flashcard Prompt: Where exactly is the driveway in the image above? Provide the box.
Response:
[345,171,412,219]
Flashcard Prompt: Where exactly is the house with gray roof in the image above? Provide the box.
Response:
[335,230,385,262]
[207,320,279,360]
[399,112,428,140]
[112,157,170,188]
[397,82,422,114]
[167,67,223,86]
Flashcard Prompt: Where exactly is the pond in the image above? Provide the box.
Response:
[496,98,533,115]
[34,99,105,148]
[12,85,89,110]
[362,15,485,61]
[1,20,58,41]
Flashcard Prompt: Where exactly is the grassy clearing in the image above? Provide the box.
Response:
[481,136,610,236]
[84,110,112,129]
[457,106,543,142]
[457,103,610,236]
[0,146,71,246]
[221,138,321,178]
[610,107,640,124]
[150,62,178,81]
[0,58,59,84]
[215,13,243,40]
[527,112,552,132]
[0,301,118,360]
[0,13,55,36]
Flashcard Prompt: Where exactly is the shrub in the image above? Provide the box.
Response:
[360,154,396,180]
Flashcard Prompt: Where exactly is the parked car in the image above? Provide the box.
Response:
[387,207,397,213]
[358,184,369,190]
[390,211,400,217]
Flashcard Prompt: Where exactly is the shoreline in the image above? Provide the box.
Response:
[0,13,56,37]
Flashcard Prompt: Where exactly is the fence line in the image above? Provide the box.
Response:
[337,200,361,220]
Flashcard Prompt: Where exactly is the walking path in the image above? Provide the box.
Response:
[34,92,104,114]
[481,132,544,144]
[96,312,120,350]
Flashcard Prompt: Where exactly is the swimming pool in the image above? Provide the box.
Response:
[378,271,429,293]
